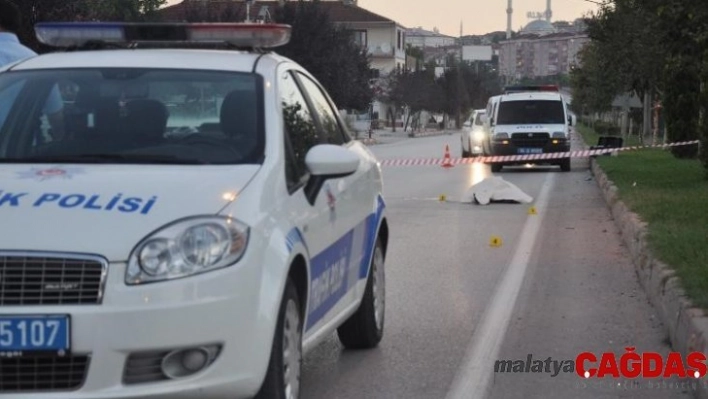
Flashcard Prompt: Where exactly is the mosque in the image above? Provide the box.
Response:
[498,0,590,81]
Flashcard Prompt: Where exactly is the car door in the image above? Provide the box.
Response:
[292,70,373,331]
[277,68,362,338]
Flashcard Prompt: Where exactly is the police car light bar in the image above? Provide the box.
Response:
[35,22,292,49]
[504,85,560,94]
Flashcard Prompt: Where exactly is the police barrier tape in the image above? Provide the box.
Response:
[377,140,701,167]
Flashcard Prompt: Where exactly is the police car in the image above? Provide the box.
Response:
[460,109,486,158]
[0,22,389,399]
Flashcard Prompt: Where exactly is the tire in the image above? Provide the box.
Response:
[337,238,385,349]
[254,278,302,399]
[491,163,503,173]
[560,157,571,172]
[461,141,469,158]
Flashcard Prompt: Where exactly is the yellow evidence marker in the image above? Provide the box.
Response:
[490,235,503,247]
[528,206,537,215]
[439,194,447,202]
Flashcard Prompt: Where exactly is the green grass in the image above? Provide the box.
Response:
[577,123,708,308]
[575,124,642,147]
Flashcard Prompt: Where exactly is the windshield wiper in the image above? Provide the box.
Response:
[1,153,209,164]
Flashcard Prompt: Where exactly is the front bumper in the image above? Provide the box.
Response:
[488,138,570,165]
[1,256,271,399]
[470,142,484,155]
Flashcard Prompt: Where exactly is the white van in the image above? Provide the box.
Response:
[484,91,574,172]
[481,95,502,155]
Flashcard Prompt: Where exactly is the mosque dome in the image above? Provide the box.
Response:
[522,19,556,35]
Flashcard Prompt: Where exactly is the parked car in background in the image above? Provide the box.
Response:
[461,109,486,158]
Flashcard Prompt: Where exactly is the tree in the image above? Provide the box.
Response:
[585,0,665,141]
[575,0,708,170]
[570,42,619,116]
[273,1,373,111]
[434,58,499,128]
[389,69,443,132]
[405,44,424,72]
[643,0,708,161]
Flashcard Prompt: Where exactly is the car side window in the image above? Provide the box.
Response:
[279,70,319,190]
[295,73,345,146]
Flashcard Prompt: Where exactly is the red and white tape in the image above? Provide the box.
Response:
[378,140,701,167]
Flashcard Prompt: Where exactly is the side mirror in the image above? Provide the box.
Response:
[304,144,360,205]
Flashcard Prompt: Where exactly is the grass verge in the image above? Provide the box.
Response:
[576,123,642,147]
[577,123,708,308]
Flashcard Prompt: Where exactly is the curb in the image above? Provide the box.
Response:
[588,147,708,396]
[356,130,455,146]
[408,130,454,138]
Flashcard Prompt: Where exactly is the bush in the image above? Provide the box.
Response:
[593,120,620,136]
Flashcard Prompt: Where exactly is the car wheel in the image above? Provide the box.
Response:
[337,238,385,349]
[560,158,571,172]
[491,163,502,173]
[255,278,302,399]
[461,141,469,158]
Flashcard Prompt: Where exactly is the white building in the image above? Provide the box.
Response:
[498,19,590,80]
[406,27,457,49]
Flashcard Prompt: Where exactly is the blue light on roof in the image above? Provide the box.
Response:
[35,22,126,47]
[34,22,293,49]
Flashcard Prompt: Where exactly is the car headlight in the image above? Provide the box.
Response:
[494,132,509,140]
[473,131,485,141]
[126,216,249,285]
[552,131,567,139]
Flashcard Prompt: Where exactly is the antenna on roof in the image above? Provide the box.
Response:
[245,0,256,23]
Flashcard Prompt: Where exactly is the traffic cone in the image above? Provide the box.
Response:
[441,144,453,168]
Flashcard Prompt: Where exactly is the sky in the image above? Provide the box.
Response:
[164,0,600,37]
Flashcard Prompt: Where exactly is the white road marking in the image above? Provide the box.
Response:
[444,172,557,399]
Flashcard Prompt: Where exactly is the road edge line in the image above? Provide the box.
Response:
[444,172,557,399]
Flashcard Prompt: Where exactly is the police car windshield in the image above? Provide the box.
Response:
[0,68,264,165]
[474,112,484,126]
[496,100,565,125]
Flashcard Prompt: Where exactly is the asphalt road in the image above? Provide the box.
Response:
[299,133,694,399]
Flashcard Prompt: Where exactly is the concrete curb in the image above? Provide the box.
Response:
[408,130,454,138]
[588,149,708,397]
[356,130,455,146]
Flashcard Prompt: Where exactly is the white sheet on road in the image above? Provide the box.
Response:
[462,176,534,205]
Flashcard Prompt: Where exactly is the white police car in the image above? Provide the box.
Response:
[0,22,389,399]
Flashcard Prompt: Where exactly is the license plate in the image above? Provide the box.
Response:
[517,148,544,154]
[0,315,70,355]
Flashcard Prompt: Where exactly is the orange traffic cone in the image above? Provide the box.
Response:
[441,144,454,168]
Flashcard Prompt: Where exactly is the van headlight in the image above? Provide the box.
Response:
[473,131,485,141]
[552,132,567,139]
[126,216,249,285]
[494,132,509,140]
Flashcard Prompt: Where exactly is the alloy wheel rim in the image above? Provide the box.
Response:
[282,300,301,399]
[372,247,385,331]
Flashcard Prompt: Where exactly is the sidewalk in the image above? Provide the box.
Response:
[354,127,459,146]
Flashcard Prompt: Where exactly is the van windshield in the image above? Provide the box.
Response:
[0,68,264,165]
[496,100,565,125]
